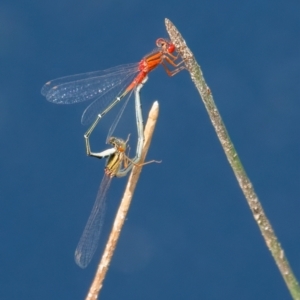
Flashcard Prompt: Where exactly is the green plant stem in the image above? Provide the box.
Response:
[165,18,300,299]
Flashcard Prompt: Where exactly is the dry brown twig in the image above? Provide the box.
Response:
[85,101,159,300]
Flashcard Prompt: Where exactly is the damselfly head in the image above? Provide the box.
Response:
[167,43,175,53]
[156,38,175,53]
[108,137,127,153]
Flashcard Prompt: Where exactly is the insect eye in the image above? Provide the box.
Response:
[168,43,175,53]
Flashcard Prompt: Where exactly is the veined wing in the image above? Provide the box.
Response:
[105,88,134,139]
[80,71,137,126]
[41,63,138,104]
[74,174,112,268]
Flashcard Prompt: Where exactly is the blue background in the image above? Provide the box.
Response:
[1,0,300,299]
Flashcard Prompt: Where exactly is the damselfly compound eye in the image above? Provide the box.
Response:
[167,43,175,53]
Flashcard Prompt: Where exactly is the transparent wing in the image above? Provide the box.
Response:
[41,63,138,104]
[80,71,137,125]
[74,174,112,268]
[105,89,134,140]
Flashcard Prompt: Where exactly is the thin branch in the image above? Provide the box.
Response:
[85,101,160,300]
[165,18,300,299]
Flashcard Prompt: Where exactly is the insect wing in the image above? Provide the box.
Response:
[80,70,137,125]
[41,63,138,104]
[74,174,112,268]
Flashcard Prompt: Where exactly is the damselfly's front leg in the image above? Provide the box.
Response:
[160,53,186,76]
